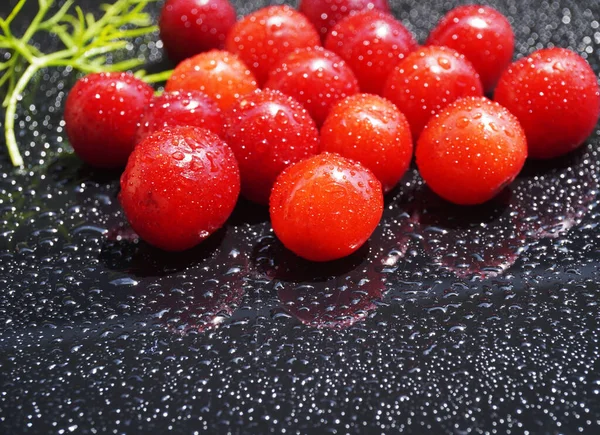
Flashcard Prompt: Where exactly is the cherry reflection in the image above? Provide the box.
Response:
[512,153,598,239]
[411,187,527,279]
[101,224,247,334]
[253,235,385,329]
[407,147,598,279]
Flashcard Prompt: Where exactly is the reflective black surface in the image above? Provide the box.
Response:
[1,0,600,433]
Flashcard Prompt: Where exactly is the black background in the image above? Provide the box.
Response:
[1,0,600,433]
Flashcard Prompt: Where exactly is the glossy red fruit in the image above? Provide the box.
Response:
[320,94,413,192]
[325,10,417,95]
[265,47,359,127]
[383,46,484,141]
[494,48,600,159]
[136,91,223,144]
[270,153,383,262]
[223,89,319,205]
[64,72,154,169]
[416,97,527,205]
[119,126,240,252]
[165,50,258,111]
[299,0,390,40]
[225,5,321,86]
[159,0,237,63]
[426,5,514,92]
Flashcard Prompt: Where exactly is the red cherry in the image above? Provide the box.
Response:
[299,0,390,40]
[225,5,321,86]
[494,48,600,159]
[165,50,258,111]
[223,89,319,205]
[64,72,154,168]
[119,126,240,252]
[159,0,237,63]
[426,5,514,92]
[264,47,359,127]
[320,93,413,192]
[325,9,417,95]
[416,97,527,205]
[383,46,484,141]
[136,91,223,144]
[270,153,383,262]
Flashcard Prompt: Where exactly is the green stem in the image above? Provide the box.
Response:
[5,63,40,167]
[20,0,51,44]
[4,0,27,27]
[10,39,38,64]
[141,69,173,84]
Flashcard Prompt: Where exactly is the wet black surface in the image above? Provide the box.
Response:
[1,0,600,433]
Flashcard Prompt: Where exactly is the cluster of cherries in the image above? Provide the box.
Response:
[63,0,600,262]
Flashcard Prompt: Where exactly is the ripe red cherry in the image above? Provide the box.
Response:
[165,50,258,111]
[494,48,600,159]
[383,46,483,141]
[320,94,413,192]
[426,5,514,92]
[325,10,417,95]
[225,5,321,86]
[64,72,154,168]
[159,0,237,63]
[136,91,223,144]
[119,126,240,252]
[265,47,359,127]
[299,0,390,40]
[416,97,527,205]
[270,153,383,262]
[223,89,319,205]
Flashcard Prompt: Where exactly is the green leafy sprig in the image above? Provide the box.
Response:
[0,0,172,167]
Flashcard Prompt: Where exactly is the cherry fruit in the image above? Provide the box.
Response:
[120,126,240,252]
[64,72,154,168]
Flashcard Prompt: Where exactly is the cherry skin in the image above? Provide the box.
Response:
[416,96,527,205]
[165,50,258,111]
[320,93,413,192]
[299,0,390,40]
[264,47,359,127]
[383,46,484,141]
[270,153,383,262]
[136,91,223,144]
[225,5,321,86]
[325,9,418,95]
[119,126,240,252]
[223,89,319,205]
[64,72,154,169]
[159,0,237,63]
[426,5,514,92]
[494,47,600,159]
